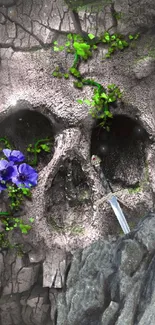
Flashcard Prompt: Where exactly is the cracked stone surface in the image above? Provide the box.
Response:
[56,213,155,325]
[0,0,155,324]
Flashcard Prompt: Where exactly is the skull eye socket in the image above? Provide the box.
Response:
[0,107,55,171]
[91,114,149,188]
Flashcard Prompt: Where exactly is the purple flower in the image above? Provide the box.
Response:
[0,159,18,182]
[11,163,38,188]
[3,149,25,163]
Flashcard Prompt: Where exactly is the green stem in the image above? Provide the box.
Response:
[82,79,105,93]
[72,51,106,94]
[0,212,10,216]
[29,138,51,166]
[0,137,11,148]
[72,52,80,68]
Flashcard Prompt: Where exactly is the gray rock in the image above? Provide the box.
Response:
[135,214,155,253]
[43,249,67,288]
[3,257,40,295]
[0,294,23,325]
[21,286,50,325]
[57,213,155,325]
[133,57,155,79]
[0,0,16,7]
[117,239,144,276]
[101,301,119,325]
[28,248,45,263]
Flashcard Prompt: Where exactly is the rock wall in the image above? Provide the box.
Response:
[0,0,155,324]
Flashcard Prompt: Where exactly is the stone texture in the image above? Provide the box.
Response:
[0,0,16,7]
[135,215,155,253]
[0,294,23,325]
[56,213,155,325]
[101,301,119,325]
[43,249,67,288]
[21,286,51,325]
[133,56,155,79]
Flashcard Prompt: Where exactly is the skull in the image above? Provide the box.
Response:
[0,0,155,324]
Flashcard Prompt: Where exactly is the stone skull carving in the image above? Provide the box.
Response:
[0,0,155,324]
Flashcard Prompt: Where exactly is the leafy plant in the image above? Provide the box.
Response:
[69,67,82,78]
[52,30,139,126]
[77,83,122,127]
[2,217,34,234]
[73,41,92,60]
[27,138,53,166]
[7,185,31,211]
[100,32,129,58]
[128,186,141,194]
[0,138,12,151]
[0,138,52,250]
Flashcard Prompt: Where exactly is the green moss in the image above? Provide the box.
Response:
[112,12,124,20]
[70,225,84,235]
[49,218,64,232]
[128,186,142,194]
[66,0,112,12]
[78,190,90,202]
[128,161,150,195]
[148,49,155,58]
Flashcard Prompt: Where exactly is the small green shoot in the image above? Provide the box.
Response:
[88,33,95,40]
[27,138,53,166]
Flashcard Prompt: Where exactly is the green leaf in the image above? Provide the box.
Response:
[91,101,95,107]
[53,41,58,45]
[69,67,81,78]
[74,81,83,88]
[104,32,110,42]
[73,42,91,59]
[100,92,108,99]
[83,99,91,106]
[129,34,134,40]
[64,73,69,79]
[105,111,113,118]
[88,33,95,40]
[121,40,128,47]
[93,45,98,49]
[65,41,71,47]
[53,46,60,52]
[134,33,139,40]
[67,33,73,40]
[19,224,31,234]
[73,34,83,42]
[107,84,115,89]
[59,45,65,51]
[77,99,83,104]
[40,144,50,152]
[107,95,116,102]
[21,188,30,195]
[52,71,63,78]
[29,218,34,223]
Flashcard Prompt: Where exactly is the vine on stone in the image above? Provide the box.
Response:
[52,31,139,128]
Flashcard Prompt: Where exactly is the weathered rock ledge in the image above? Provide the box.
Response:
[1,213,155,325]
